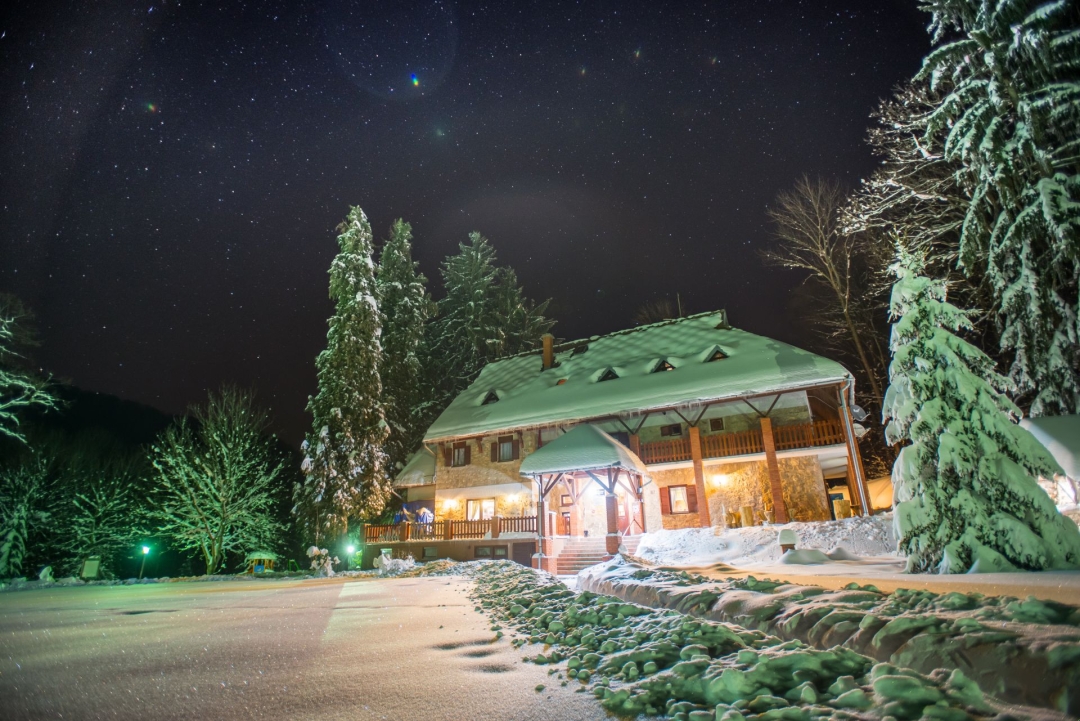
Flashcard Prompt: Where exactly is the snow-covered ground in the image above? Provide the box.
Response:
[636,513,898,568]
[631,513,1080,604]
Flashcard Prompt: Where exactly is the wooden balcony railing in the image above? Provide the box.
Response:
[639,419,846,465]
[641,437,691,464]
[702,428,765,458]
[500,515,538,534]
[363,515,537,544]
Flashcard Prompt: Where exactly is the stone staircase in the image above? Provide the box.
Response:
[555,535,641,575]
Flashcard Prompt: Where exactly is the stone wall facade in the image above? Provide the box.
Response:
[651,455,830,530]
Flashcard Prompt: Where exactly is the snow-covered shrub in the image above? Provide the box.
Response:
[883,251,1080,573]
[0,457,50,578]
[376,554,415,576]
[306,546,337,577]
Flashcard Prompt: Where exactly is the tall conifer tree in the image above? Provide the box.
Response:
[883,248,1080,573]
[298,207,389,540]
[915,0,1080,415]
[376,219,432,473]
[424,232,554,417]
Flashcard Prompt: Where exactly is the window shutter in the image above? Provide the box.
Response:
[660,487,672,515]
[464,445,471,465]
[490,441,498,463]
[512,439,520,460]
[686,486,699,513]
[444,445,452,466]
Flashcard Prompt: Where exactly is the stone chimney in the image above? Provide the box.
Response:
[541,333,555,370]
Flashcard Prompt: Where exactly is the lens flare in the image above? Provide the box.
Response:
[411,73,419,86]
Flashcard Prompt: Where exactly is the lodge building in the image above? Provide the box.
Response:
[364,310,876,573]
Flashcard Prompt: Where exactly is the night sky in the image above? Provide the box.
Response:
[0,1,930,444]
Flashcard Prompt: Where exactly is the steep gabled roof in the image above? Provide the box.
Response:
[424,310,851,442]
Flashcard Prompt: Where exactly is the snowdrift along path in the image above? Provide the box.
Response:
[577,557,1080,716]
[471,561,1071,721]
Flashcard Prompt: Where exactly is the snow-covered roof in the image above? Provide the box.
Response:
[518,424,648,476]
[394,448,436,487]
[424,311,851,442]
[1021,415,1080,479]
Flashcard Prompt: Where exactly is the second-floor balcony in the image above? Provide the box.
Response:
[639,418,845,465]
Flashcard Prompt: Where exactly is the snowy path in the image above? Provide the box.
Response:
[0,575,610,720]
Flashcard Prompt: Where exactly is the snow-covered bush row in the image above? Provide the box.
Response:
[580,557,1080,715]
[469,561,1024,721]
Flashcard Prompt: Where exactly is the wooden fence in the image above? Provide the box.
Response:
[639,419,846,465]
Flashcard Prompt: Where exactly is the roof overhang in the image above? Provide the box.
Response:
[424,377,849,444]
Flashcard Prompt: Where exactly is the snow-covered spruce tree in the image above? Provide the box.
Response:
[149,387,285,574]
[0,456,50,578]
[0,296,58,444]
[883,248,1080,573]
[917,0,1080,415]
[298,207,390,541]
[375,219,433,473]
[424,232,554,417]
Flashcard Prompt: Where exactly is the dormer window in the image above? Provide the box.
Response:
[572,344,589,356]
[653,360,675,373]
[705,347,728,362]
[597,368,619,382]
[482,391,500,405]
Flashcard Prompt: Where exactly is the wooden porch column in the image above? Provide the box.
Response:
[534,489,548,570]
[628,433,641,457]
[838,384,872,516]
[688,426,712,528]
[635,474,647,534]
[760,417,790,523]
[604,492,620,557]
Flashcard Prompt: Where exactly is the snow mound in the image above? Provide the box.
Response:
[377,555,417,576]
[636,513,897,568]
[777,549,831,565]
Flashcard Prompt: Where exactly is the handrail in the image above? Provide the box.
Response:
[639,419,846,465]
[364,515,538,543]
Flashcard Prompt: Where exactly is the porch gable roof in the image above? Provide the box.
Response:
[518,424,647,477]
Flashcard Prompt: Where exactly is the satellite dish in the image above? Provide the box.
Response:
[853,422,868,438]
[850,405,869,422]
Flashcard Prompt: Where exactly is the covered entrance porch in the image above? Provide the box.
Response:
[519,424,650,574]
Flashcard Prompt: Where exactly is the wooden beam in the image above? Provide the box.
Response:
[760,417,790,523]
[838,383,872,516]
[688,425,712,528]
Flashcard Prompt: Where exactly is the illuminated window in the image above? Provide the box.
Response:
[466,498,496,521]
[706,347,728,362]
[498,435,515,462]
[668,486,689,514]
[451,442,469,467]
[653,360,675,373]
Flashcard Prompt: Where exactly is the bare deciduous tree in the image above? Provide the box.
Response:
[0,296,58,444]
[762,176,888,409]
[634,298,676,326]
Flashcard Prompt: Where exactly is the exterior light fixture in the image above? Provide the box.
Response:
[138,545,150,580]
